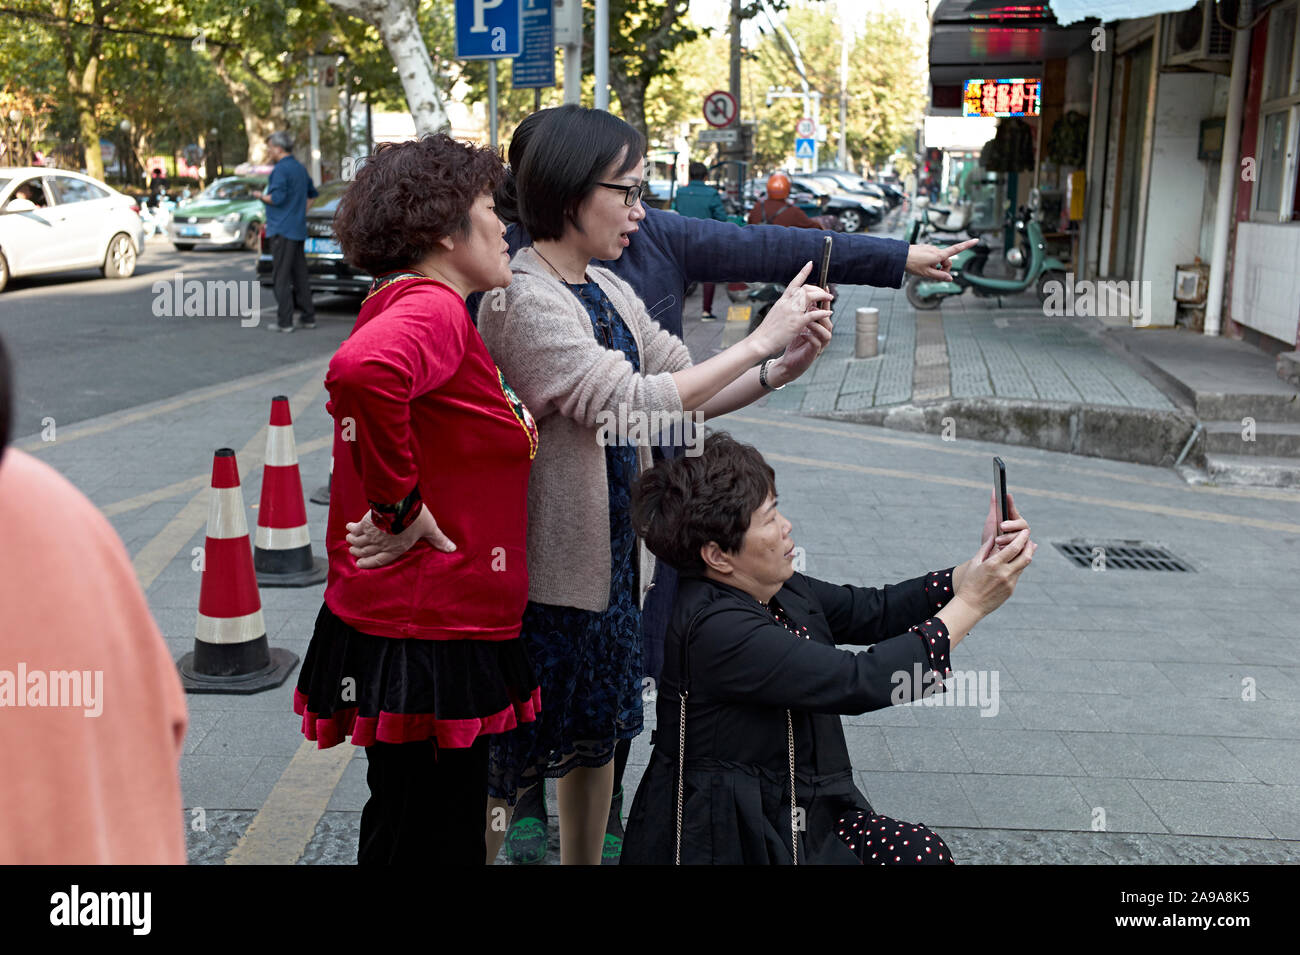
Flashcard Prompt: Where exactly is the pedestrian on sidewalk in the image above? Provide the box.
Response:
[672,162,728,320]
[472,107,975,865]
[255,131,318,332]
[291,134,541,866]
[621,432,1037,865]
[472,104,834,866]
[747,172,821,229]
[0,333,189,864]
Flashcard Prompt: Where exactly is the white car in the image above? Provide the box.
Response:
[0,167,146,293]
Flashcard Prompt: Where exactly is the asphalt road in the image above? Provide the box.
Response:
[0,241,359,438]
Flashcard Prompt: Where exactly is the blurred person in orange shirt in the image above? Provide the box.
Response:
[0,333,188,864]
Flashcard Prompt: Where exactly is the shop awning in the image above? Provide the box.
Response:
[1047,0,1199,26]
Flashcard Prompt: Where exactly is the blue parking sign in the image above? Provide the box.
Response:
[513,0,554,89]
[455,0,523,60]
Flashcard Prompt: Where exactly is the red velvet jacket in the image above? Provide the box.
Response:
[323,275,538,641]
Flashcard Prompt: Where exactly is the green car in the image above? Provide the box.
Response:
[168,176,267,251]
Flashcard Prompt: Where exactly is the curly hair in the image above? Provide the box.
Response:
[332,134,505,276]
[630,432,776,577]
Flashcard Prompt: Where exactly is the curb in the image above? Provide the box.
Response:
[813,397,1202,469]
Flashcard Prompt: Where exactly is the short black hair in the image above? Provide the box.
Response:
[517,105,646,241]
[496,108,557,226]
[689,161,708,181]
[630,432,776,576]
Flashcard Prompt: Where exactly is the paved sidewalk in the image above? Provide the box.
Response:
[12,214,1300,866]
[688,225,1176,418]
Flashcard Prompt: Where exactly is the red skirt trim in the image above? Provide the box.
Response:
[294,685,542,750]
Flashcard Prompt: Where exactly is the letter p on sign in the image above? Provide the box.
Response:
[473,0,505,31]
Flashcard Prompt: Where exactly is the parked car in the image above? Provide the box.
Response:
[789,175,884,233]
[814,168,902,209]
[0,167,145,293]
[168,176,266,251]
[255,178,369,297]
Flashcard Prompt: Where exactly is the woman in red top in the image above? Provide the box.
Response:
[292,135,541,865]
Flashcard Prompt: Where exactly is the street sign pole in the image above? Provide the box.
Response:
[489,60,499,147]
[594,0,609,109]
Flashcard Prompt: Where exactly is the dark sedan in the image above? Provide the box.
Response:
[255,179,369,296]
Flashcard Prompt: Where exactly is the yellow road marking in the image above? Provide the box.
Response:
[105,434,332,518]
[15,356,330,454]
[225,741,357,866]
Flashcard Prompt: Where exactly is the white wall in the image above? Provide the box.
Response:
[1232,223,1300,344]
[1139,71,1217,326]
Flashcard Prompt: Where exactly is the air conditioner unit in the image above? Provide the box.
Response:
[1161,0,1236,72]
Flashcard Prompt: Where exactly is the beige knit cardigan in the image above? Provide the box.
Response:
[477,246,693,612]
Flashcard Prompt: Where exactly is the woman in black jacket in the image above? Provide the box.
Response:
[620,432,1036,865]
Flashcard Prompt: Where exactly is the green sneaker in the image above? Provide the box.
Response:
[503,785,549,865]
[601,786,625,865]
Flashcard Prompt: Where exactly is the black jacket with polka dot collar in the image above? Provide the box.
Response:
[621,567,956,865]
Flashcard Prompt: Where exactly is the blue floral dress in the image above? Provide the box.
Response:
[487,280,644,804]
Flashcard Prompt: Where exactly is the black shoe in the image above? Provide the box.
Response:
[602,786,625,865]
[503,784,549,865]
[700,312,718,322]
[298,318,317,329]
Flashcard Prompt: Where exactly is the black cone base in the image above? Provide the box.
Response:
[254,543,327,588]
[179,644,298,695]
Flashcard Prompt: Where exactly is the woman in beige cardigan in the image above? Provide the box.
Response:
[476,106,833,864]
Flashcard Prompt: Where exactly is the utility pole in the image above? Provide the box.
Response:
[838,9,849,170]
[728,0,742,200]
[595,0,609,109]
[307,57,322,183]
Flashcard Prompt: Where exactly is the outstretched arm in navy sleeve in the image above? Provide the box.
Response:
[663,213,909,289]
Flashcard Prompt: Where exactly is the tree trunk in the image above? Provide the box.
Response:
[608,71,647,144]
[211,57,290,164]
[327,0,450,137]
[60,0,105,179]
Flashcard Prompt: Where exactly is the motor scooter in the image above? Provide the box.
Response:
[904,204,1069,309]
[908,195,976,243]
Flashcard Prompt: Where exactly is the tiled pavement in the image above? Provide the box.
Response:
[15,216,1299,865]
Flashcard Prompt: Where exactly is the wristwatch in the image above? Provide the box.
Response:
[759,358,785,391]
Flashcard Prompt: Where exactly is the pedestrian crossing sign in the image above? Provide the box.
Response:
[794,138,815,159]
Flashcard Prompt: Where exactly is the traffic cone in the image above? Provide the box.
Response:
[309,454,331,506]
[254,395,327,587]
[178,448,297,694]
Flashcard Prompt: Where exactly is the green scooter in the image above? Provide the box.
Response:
[904,203,1069,310]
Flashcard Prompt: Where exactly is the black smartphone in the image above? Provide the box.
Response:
[818,235,833,289]
[993,456,1009,528]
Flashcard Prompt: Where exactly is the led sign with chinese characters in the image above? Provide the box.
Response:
[963,78,1042,118]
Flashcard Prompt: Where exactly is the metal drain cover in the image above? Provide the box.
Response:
[1052,540,1194,572]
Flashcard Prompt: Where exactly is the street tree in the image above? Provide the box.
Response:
[326,0,451,135]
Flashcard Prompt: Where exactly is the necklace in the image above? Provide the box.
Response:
[532,245,586,284]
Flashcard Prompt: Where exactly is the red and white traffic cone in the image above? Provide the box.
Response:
[178,448,297,694]
[254,395,326,587]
